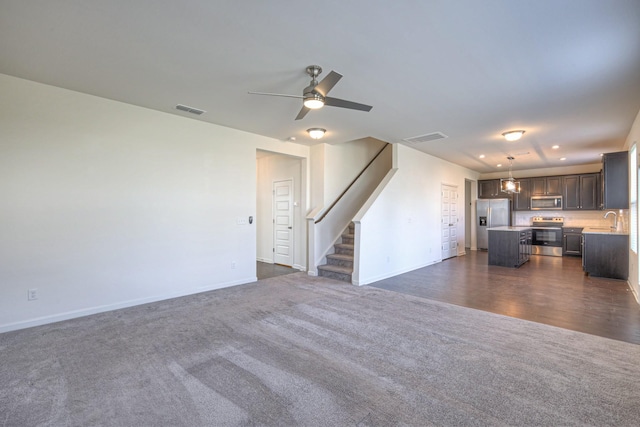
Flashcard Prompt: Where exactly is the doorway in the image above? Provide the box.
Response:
[441,183,458,260]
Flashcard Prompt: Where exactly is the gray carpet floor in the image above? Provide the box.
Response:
[1,272,639,426]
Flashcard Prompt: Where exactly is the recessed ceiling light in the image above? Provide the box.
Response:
[600,153,604,157]
[560,157,566,161]
[479,154,485,159]
[497,164,503,167]
[552,145,560,149]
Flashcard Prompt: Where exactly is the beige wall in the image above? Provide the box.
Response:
[624,109,640,302]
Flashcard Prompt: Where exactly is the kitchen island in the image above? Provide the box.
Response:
[487,226,532,268]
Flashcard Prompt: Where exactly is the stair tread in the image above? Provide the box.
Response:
[327,253,353,261]
[335,243,354,248]
[317,264,353,274]
[342,233,355,238]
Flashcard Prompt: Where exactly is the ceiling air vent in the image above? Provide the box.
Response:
[402,132,448,144]
[175,104,206,115]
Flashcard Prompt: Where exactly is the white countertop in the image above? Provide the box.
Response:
[487,226,531,232]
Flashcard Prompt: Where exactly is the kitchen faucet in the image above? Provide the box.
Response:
[604,211,617,230]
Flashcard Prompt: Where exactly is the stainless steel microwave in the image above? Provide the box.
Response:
[530,195,563,210]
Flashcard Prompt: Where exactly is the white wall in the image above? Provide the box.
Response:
[354,144,480,285]
[0,74,309,332]
[319,138,388,207]
[256,152,306,270]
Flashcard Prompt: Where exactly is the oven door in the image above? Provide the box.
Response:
[531,227,563,256]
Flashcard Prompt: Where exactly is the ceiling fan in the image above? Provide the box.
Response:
[248,65,373,120]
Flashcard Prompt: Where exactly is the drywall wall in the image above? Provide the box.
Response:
[322,138,388,206]
[354,144,479,285]
[0,74,309,332]
[256,152,306,270]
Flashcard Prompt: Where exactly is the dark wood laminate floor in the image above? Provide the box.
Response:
[369,251,640,345]
[257,261,297,280]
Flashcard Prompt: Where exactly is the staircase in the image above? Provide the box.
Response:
[317,223,354,283]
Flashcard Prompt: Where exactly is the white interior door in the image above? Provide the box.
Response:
[273,179,294,266]
[441,184,458,260]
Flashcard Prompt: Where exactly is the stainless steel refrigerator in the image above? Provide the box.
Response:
[476,198,510,250]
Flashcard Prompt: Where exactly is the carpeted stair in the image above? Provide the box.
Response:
[317,223,354,283]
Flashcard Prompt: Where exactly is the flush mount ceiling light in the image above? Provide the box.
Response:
[500,156,521,193]
[307,128,326,139]
[502,130,526,142]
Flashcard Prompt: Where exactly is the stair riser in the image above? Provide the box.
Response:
[341,236,354,245]
[327,258,353,268]
[335,247,354,256]
[319,269,352,283]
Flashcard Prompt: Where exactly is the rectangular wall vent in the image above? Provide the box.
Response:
[402,132,448,144]
[176,104,206,115]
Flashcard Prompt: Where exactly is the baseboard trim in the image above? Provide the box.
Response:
[353,259,440,286]
[0,277,256,334]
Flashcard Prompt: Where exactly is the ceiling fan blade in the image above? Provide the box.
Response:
[324,97,373,112]
[295,106,310,120]
[248,91,302,99]
[314,71,342,97]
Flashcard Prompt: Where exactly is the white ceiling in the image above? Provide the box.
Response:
[1,0,639,173]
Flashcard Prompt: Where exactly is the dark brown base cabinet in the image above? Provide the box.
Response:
[488,229,531,268]
[562,227,583,256]
[582,233,629,280]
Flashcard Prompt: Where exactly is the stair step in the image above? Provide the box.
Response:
[327,253,353,261]
[317,264,353,283]
[327,253,354,267]
[334,243,354,255]
[335,243,354,250]
[318,264,352,274]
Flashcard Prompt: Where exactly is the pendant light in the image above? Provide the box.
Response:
[500,156,521,193]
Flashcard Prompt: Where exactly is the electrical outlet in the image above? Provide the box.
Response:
[28,288,38,301]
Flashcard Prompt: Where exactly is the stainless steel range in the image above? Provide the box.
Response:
[531,216,564,257]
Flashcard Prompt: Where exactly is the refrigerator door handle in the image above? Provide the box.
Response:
[487,207,492,228]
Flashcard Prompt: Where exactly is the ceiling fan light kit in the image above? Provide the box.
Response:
[502,130,526,142]
[303,92,324,109]
[249,64,372,120]
[307,128,326,139]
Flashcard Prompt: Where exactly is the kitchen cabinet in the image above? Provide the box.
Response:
[562,227,583,256]
[531,176,562,195]
[602,151,628,209]
[562,174,599,210]
[582,232,628,280]
[488,227,531,268]
[513,178,531,211]
[478,179,504,199]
